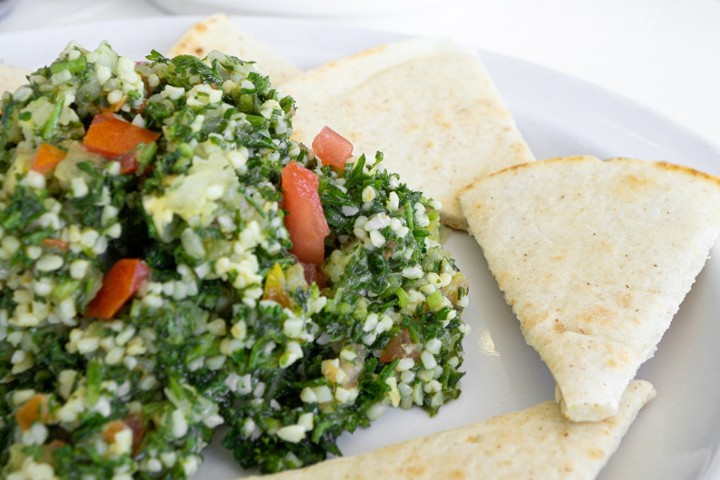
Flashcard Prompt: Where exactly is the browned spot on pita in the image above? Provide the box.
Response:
[404,464,426,476]
[577,305,613,328]
[586,448,605,460]
[647,159,720,188]
[448,469,469,480]
[616,289,633,308]
[627,173,653,186]
[433,112,452,130]
[346,43,390,60]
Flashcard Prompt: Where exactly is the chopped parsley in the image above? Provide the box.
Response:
[0,41,468,479]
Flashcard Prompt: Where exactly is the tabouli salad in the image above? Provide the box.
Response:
[0,42,469,479]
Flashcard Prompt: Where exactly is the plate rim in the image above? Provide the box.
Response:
[1,14,719,480]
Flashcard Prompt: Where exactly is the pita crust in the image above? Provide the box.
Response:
[168,14,302,85]
[0,64,29,95]
[460,156,720,421]
[244,380,655,480]
[281,39,534,230]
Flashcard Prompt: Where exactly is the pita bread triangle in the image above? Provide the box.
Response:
[243,380,655,480]
[460,155,720,422]
[167,14,302,85]
[0,63,30,96]
[280,38,535,230]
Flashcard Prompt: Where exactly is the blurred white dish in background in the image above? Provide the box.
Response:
[0,0,18,19]
[147,0,447,17]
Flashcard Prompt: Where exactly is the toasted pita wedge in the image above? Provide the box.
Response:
[168,14,302,84]
[0,63,29,95]
[460,156,720,421]
[244,380,655,480]
[281,39,534,230]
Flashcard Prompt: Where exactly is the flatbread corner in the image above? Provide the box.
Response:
[461,156,720,421]
[0,63,30,96]
[167,13,302,85]
[281,38,535,231]
[241,379,655,479]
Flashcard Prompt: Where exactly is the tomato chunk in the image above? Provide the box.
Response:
[116,151,139,175]
[312,126,353,171]
[102,420,129,444]
[124,412,147,456]
[379,329,420,363]
[85,259,150,320]
[301,262,326,289]
[30,143,67,174]
[101,414,146,455]
[82,113,159,159]
[41,238,69,251]
[16,394,48,431]
[281,162,330,265]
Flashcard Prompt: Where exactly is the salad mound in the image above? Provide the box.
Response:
[0,42,468,478]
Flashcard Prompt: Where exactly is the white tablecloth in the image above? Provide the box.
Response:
[1,0,718,145]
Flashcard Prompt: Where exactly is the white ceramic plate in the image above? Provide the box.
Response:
[0,0,18,19]
[146,0,446,17]
[1,15,720,480]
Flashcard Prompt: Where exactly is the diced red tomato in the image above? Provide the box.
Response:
[311,126,353,171]
[379,329,419,363]
[441,272,470,307]
[41,238,70,251]
[281,162,330,265]
[301,262,327,289]
[101,420,129,444]
[16,394,48,431]
[124,412,146,456]
[117,151,139,175]
[85,259,150,320]
[82,113,159,159]
[101,414,145,455]
[30,143,67,174]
